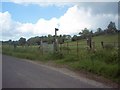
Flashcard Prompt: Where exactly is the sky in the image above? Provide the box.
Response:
[0,0,119,41]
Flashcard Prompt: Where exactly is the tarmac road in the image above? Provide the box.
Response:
[2,55,109,88]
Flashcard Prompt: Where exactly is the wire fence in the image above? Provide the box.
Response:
[58,41,119,56]
[37,40,119,56]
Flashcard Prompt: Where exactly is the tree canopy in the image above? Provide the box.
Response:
[19,37,26,46]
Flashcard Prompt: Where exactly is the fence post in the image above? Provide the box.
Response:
[77,40,79,58]
[59,43,62,53]
[101,41,104,49]
[114,42,115,47]
[67,42,68,47]
[67,42,69,54]
[92,42,96,53]
[86,36,92,50]
[40,39,43,55]
[89,36,92,49]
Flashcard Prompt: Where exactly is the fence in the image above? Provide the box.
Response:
[39,40,119,56]
[58,41,119,57]
[39,43,54,54]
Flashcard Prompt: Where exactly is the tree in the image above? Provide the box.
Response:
[66,35,71,40]
[94,28,103,36]
[19,37,26,46]
[72,35,78,41]
[8,39,12,45]
[27,36,41,45]
[79,28,90,39]
[58,35,64,44]
[35,36,41,45]
[97,28,102,33]
[12,41,18,48]
[2,39,12,46]
[48,34,53,44]
[107,21,117,33]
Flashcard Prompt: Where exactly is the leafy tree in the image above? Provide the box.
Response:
[48,34,53,44]
[94,28,104,36]
[58,35,64,44]
[97,28,102,33]
[66,35,71,40]
[19,37,26,46]
[2,39,12,45]
[107,21,117,33]
[79,28,90,39]
[42,36,48,43]
[27,36,41,45]
[90,30,93,35]
[27,38,34,45]
[63,35,71,41]
[72,35,78,41]
[8,39,12,45]
[12,41,18,48]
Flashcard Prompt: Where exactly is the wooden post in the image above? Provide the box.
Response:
[92,42,96,53]
[54,28,59,53]
[60,43,62,53]
[89,36,92,49]
[67,42,69,54]
[40,39,43,55]
[77,40,79,58]
[14,43,17,49]
[114,42,115,48]
[86,36,92,50]
[92,42,95,49]
[101,41,104,49]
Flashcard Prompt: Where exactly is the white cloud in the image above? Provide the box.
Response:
[0,11,59,40]
[58,5,118,35]
[0,5,118,41]
[58,5,92,35]
[34,18,58,35]
[0,12,21,40]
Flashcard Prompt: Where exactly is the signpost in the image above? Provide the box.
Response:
[54,28,59,52]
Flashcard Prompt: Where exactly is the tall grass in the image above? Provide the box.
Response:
[55,48,119,83]
[2,45,49,61]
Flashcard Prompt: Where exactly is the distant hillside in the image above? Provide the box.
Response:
[69,34,118,46]
[92,34,118,43]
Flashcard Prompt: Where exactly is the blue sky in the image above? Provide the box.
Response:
[0,1,118,41]
[2,2,71,23]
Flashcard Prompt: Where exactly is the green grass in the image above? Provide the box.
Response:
[2,34,119,83]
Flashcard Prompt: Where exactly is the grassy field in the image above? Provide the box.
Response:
[2,34,119,83]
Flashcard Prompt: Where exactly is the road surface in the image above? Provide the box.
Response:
[2,55,109,88]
